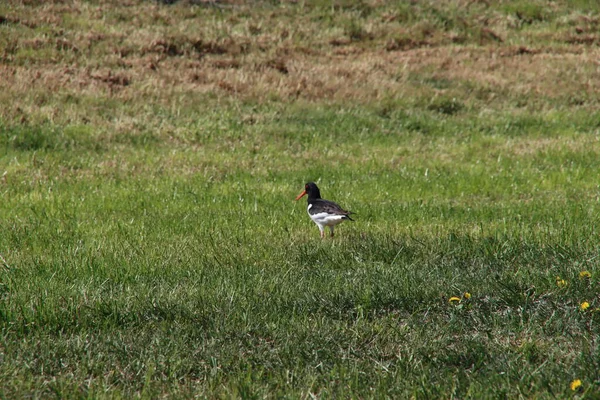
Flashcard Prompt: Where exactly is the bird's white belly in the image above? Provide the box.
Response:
[308,211,346,227]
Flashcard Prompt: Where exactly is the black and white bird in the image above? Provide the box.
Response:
[295,182,354,238]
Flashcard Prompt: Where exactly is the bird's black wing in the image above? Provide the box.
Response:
[310,199,354,220]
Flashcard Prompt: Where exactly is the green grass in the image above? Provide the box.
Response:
[1,0,600,398]
[2,104,599,398]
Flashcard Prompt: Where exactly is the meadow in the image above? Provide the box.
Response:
[1,0,600,397]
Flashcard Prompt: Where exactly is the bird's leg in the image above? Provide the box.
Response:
[329,226,335,238]
[320,230,325,239]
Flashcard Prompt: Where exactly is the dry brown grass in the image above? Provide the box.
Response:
[1,0,599,128]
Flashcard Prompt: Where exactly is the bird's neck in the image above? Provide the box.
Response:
[307,193,321,202]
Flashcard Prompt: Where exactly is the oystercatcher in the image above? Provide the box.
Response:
[295,182,354,238]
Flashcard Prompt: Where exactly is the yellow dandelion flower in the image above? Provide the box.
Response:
[579,270,592,279]
[580,301,590,311]
[449,296,461,303]
[570,379,582,391]
[556,276,567,287]
[464,292,471,299]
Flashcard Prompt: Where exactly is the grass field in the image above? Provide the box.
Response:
[1,0,600,398]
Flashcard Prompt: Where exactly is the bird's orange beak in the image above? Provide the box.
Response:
[295,190,307,201]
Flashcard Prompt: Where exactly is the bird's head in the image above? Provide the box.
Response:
[295,182,321,200]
